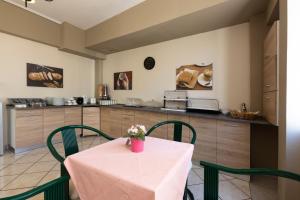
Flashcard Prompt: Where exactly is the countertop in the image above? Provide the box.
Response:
[6,104,270,125]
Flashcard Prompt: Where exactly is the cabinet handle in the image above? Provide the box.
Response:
[224,124,240,127]
[264,97,271,100]
[265,84,271,87]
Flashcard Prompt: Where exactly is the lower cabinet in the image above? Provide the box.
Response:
[65,107,82,135]
[190,117,217,163]
[43,108,65,143]
[82,107,100,136]
[217,121,250,168]
[135,111,167,139]
[14,109,43,151]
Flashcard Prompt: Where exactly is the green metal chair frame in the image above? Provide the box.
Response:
[0,176,69,200]
[47,125,114,176]
[146,120,197,200]
[146,120,197,144]
[200,161,300,200]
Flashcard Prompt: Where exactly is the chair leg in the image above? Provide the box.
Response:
[183,181,195,200]
[203,166,219,200]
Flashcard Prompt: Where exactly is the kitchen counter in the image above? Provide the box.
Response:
[6,104,270,125]
[104,104,270,125]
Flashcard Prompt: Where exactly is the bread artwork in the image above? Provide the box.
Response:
[176,68,199,89]
[176,63,213,90]
[203,69,213,81]
[28,72,63,81]
[27,64,63,88]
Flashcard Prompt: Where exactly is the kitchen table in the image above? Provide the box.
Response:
[64,137,194,200]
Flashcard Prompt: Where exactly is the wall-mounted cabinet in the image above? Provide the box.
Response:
[263,21,279,125]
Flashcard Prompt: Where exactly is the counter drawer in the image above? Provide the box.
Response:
[16,109,43,117]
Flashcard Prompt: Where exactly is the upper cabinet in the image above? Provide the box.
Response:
[263,21,279,126]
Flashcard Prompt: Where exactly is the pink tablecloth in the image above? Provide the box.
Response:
[64,137,194,200]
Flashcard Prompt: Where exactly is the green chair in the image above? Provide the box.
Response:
[0,176,69,200]
[47,125,114,176]
[146,120,197,144]
[200,161,300,200]
[146,120,197,200]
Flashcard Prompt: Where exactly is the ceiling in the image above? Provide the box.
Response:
[5,0,145,29]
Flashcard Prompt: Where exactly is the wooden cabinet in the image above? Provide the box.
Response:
[263,21,279,125]
[65,107,82,135]
[100,107,122,138]
[14,109,43,150]
[217,121,250,169]
[263,91,277,125]
[190,117,217,162]
[44,108,65,142]
[83,107,100,136]
[263,56,277,92]
[167,114,190,143]
[135,111,167,139]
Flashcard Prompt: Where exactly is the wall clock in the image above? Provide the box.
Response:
[144,57,155,70]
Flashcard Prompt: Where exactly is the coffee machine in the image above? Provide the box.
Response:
[97,84,110,100]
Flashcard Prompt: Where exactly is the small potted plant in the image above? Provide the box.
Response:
[126,125,146,153]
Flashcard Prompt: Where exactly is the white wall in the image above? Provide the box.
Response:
[0,32,95,100]
[0,32,95,146]
[103,23,250,110]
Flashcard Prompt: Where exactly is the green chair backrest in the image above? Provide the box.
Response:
[200,161,300,200]
[47,125,114,176]
[146,120,196,144]
[0,176,69,200]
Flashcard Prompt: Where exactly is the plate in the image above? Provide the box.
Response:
[197,73,212,87]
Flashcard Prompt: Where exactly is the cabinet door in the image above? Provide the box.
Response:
[44,109,65,142]
[135,111,167,139]
[15,110,43,149]
[82,107,100,136]
[263,56,277,92]
[100,107,123,138]
[263,91,278,125]
[65,107,82,135]
[167,114,190,143]
[217,121,250,168]
[190,117,217,162]
[122,114,135,137]
[109,109,123,138]
[264,21,278,57]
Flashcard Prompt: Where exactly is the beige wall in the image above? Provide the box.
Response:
[0,32,95,146]
[103,23,250,110]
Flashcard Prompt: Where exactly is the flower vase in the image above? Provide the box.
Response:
[131,138,144,153]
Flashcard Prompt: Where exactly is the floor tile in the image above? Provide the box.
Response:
[25,161,57,173]
[0,163,33,176]
[0,175,18,189]
[193,167,230,182]
[219,181,250,200]
[37,171,60,186]
[15,154,44,164]
[230,178,251,196]
[0,188,30,198]
[39,154,57,162]
[3,172,47,190]
[188,170,203,185]
[188,184,204,200]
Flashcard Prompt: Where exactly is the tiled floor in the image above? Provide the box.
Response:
[0,136,254,200]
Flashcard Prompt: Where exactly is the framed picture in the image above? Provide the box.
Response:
[27,63,63,88]
[114,71,132,90]
[176,64,213,90]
